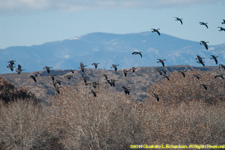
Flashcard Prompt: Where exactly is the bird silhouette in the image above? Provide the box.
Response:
[222,19,225,24]
[8,60,16,66]
[91,90,97,97]
[174,17,183,25]
[132,51,142,57]
[34,72,40,77]
[215,74,224,79]
[64,75,72,80]
[81,75,88,85]
[219,64,225,70]
[92,82,99,88]
[55,79,62,85]
[210,55,218,64]
[196,55,205,66]
[152,93,159,102]
[53,83,60,94]
[200,84,208,90]
[29,75,36,83]
[79,62,87,72]
[162,74,170,80]
[103,74,108,80]
[131,67,137,73]
[16,64,24,74]
[200,41,209,50]
[157,59,166,67]
[49,75,56,82]
[7,63,14,71]
[151,28,160,36]
[199,22,208,28]
[122,69,128,77]
[193,74,200,80]
[92,63,100,69]
[110,79,116,87]
[218,27,225,32]
[43,66,52,73]
[69,69,76,74]
[179,70,186,77]
[122,86,130,95]
[111,64,119,71]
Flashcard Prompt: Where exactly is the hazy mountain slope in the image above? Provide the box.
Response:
[0,32,224,74]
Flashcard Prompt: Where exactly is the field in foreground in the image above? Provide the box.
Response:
[0,68,225,149]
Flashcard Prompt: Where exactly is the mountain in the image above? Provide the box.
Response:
[0,32,225,74]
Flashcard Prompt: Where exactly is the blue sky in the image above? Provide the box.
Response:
[0,0,225,49]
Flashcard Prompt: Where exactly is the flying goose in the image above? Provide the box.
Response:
[122,86,130,95]
[7,64,14,71]
[151,28,160,36]
[200,84,208,90]
[152,93,159,102]
[79,62,87,72]
[179,70,186,77]
[91,90,97,97]
[16,64,24,74]
[29,75,36,83]
[132,51,142,57]
[157,59,166,67]
[200,41,209,50]
[199,22,208,28]
[210,55,218,64]
[222,19,225,24]
[122,69,128,77]
[193,74,200,80]
[174,17,183,25]
[218,27,225,32]
[196,55,205,66]
[92,63,100,69]
[43,66,52,73]
[111,64,119,71]
[215,74,224,79]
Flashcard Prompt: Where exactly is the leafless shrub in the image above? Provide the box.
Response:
[0,77,37,103]
[48,83,148,149]
[0,100,62,150]
[147,70,225,105]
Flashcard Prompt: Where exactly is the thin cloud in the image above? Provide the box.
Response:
[0,0,224,14]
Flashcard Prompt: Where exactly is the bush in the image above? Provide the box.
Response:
[48,83,149,149]
[0,100,63,150]
[0,77,37,103]
[147,70,225,105]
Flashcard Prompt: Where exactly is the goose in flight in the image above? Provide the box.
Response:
[200,84,208,91]
[7,64,14,71]
[222,19,225,24]
[157,59,166,67]
[179,70,186,78]
[111,64,119,71]
[210,55,218,64]
[29,75,37,83]
[152,93,159,102]
[132,51,142,57]
[193,74,200,80]
[215,74,224,79]
[151,28,160,36]
[200,41,209,50]
[196,55,205,67]
[218,27,225,32]
[219,64,225,70]
[199,22,208,28]
[43,66,52,74]
[79,62,87,72]
[16,64,24,74]
[122,86,130,95]
[92,63,100,69]
[91,90,97,97]
[122,69,128,77]
[174,17,183,25]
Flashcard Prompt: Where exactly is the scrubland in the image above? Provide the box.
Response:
[0,70,224,150]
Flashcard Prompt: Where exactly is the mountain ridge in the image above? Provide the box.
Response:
[1,31,225,74]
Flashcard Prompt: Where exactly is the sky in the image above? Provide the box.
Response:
[0,0,225,49]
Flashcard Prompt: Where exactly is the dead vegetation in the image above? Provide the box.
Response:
[0,69,225,149]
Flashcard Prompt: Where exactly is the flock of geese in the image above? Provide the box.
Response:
[5,18,225,101]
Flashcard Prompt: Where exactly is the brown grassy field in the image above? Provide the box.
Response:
[0,66,225,149]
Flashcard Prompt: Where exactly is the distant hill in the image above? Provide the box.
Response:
[0,66,221,103]
[0,32,225,74]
